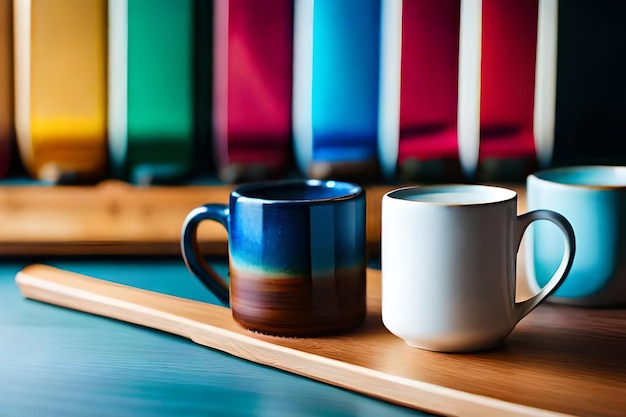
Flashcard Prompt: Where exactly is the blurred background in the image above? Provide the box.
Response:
[1,0,626,188]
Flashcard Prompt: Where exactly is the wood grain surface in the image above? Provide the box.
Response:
[0,180,232,255]
[0,180,525,256]
[16,264,625,417]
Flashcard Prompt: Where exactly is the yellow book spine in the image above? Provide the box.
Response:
[15,0,107,181]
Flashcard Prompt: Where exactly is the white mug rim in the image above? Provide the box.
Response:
[384,184,517,207]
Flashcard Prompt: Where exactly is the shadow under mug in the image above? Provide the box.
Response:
[181,179,367,336]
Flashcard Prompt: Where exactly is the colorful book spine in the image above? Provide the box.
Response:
[293,0,381,180]
[458,0,542,180]
[13,0,108,182]
[379,0,461,181]
[0,0,12,177]
[109,0,195,185]
[533,0,558,169]
[551,0,626,166]
[213,0,294,183]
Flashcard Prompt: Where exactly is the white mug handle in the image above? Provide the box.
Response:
[513,210,576,321]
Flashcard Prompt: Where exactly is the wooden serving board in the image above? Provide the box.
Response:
[16,264,625,417]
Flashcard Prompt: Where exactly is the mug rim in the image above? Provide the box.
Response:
[384,184,517,206]
[528,165,626,190]
[232,179,363,204]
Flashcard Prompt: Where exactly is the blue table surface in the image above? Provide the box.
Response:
[0,256,430,417]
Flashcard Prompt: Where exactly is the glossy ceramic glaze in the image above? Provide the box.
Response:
[181,179,367,336]
[526,165,626,305]
[381,184,575,352]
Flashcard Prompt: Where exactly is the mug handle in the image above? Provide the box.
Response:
[513,210,576,321]
[181,204,230,306]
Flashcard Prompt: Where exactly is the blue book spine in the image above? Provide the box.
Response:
[294,0,381,178]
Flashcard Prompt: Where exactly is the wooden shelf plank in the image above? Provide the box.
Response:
[0,180,525,256]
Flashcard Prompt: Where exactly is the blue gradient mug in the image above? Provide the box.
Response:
[526,166,626,306]
[181,179,367,336]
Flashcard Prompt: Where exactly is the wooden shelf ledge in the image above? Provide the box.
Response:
[0,180,525,256]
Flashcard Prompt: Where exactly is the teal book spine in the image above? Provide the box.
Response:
[109,0,195,184]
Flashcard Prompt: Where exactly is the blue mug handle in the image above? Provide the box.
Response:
[181,204,231,306]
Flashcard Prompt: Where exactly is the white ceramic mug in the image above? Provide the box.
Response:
[381,185,576,353]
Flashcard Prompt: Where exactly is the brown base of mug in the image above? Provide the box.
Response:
[230,265,367,337]
[234,309,366,338]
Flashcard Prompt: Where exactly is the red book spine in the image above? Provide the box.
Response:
[213,0,293,183]
[398,0,461,166]
[479,0,538,161]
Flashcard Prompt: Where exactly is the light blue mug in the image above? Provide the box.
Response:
[526,165,626,306]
